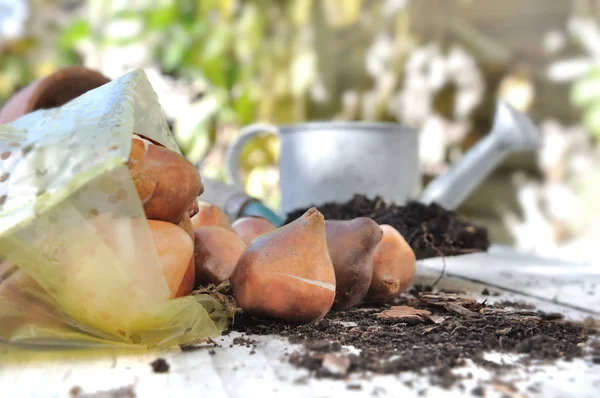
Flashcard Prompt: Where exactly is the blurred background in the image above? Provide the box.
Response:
[1,0,599,264]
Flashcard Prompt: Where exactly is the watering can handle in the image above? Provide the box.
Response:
[225,123,280,189]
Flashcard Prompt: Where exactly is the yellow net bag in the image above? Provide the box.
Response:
[0,69,230,348]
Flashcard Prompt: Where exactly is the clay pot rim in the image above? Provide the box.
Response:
[23,66,111,113]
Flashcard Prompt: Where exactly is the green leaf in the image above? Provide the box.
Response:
[202,23,232,61]
[161,27,190,72]
[571,68,600,107]
[189,20,207,38]
[178,0,199,27]
[58,49,83,66]
[217,106,239,124]
[235,3,265,61]
[201,56,228,88]
[289,0,313,26]
[112,9,139,20]
[144,5,178,30]
[162,45,187,73]
[59,20,91,48]
[182,120,213,164]
[100,35,146,47]
[196,0,222,17]
[582,100,600,139]
[175,94,222,148]
[232,84,258,124]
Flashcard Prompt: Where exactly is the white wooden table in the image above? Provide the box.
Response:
[1,246,599,398]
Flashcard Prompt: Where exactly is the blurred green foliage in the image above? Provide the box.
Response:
[571,67,600,141]
[0,38,36,100]
[2,0,599,213]
[2,0,395,210]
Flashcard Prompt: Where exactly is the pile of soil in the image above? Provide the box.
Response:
[284,195,490,259]
[231,288,597,388]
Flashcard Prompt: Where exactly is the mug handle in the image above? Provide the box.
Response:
[225,123,280,189]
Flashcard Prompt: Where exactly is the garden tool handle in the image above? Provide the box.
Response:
[225,123,280,189]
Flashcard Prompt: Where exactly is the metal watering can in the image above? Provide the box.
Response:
[210,100,541,226]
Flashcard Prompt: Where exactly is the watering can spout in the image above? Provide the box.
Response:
[419,100,542,211]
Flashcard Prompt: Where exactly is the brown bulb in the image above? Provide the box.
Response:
[190,201,234,231]
[325,218,382,310]
[174,214,196,297]
[128,135,203,224]
[230,208,336,324]
[147,220,195,299]
[194,226,247,286]
[232,216,276,245]
[367,225,416,300]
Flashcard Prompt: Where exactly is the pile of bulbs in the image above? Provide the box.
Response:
[126,134,416,323]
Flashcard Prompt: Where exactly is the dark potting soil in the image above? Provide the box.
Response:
[284,195,490,259]
[150,358,169,373]
[231,290,597,386]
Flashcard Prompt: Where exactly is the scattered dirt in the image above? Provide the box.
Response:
[284,195,490,259]
[232,336,258,350]
[481,288,501,296]
[591,340,600,364]
[471,385,485,396]
[180,335,259,354]
[149,358,169,373]
[231,289,596,386]
[176,196,595,391]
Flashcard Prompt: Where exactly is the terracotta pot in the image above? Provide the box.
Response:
[0,66,111,124]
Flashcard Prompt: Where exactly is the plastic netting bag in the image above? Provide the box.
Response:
[0,69,230,348]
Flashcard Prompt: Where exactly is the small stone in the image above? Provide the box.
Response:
[21,144,34,155]
[539,312,564,321]
[304,339,341,352]
[322,353,351,376]
[69,385,82,397]
[346,382,362,390]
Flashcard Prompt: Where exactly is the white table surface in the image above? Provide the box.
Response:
[1,246,599,398]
